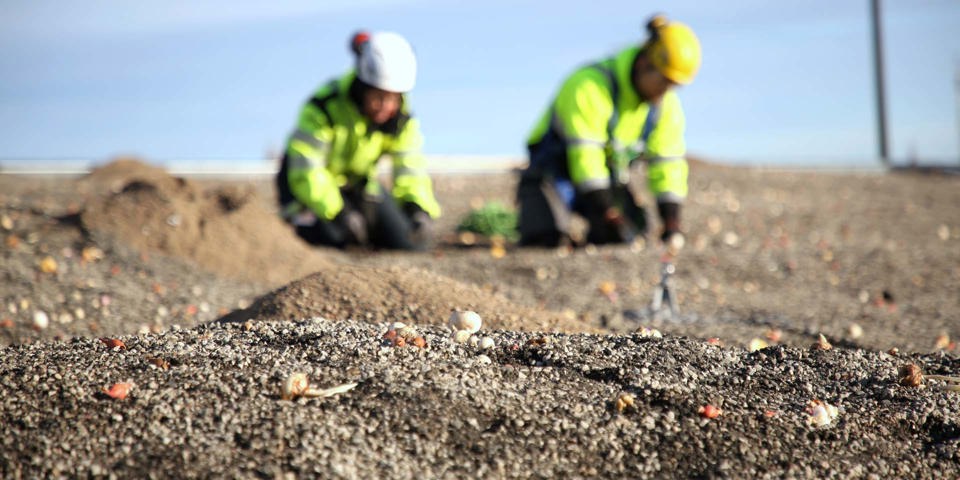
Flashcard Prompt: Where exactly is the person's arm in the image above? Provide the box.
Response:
[556,70,615,201]
[644,92,689,241]
[555,70,629,230]
[285,100,344,221]
[386,116,441,218]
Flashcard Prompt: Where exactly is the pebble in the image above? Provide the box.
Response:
[848,323,864,339]
[451,330,472,344]
[449,310,482,333]
[39,256,58,274]
[33,310,49,330]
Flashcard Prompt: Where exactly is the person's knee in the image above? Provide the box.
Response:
[517,189,567,247]
[366,200,424,251]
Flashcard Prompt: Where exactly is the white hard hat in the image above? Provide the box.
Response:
[356,32,417,93]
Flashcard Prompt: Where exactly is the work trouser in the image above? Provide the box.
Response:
[516,169,647,247]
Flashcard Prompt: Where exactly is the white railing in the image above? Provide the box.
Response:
[0,155,526,176]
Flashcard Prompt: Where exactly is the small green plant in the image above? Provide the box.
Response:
[456,202,519,241]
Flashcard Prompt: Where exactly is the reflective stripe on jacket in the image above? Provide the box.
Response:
[284,71,441,221]
[526,45,689,203]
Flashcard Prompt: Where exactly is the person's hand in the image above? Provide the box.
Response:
[604,206,626,227]
[410,210,432,235]
[605,207,638,242]
[335,208,368,245]
[405,203,434,248]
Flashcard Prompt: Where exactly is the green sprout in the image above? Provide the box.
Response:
[456,201,519,242]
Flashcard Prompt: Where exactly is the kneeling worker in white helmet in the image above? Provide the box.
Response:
[276,31,441,251]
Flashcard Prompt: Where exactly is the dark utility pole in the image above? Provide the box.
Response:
[870,0,890,166]
[955,60,960,165]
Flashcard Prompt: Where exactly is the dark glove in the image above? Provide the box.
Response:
[581,189,636,243]
[334,207,368,245]
[603,206,626,228]
[657,201,681,241]
[403,203,434,248]
[579,189,614,218]
[657,201,683,253]
[607,207,636,243]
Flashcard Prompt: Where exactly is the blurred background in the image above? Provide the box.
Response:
[1,0,958,172]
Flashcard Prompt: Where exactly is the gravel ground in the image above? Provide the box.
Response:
[3,317,959,479]
[0,196,263,345]
[1,160,959,478]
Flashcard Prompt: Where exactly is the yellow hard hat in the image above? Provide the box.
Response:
[645,15,701,85]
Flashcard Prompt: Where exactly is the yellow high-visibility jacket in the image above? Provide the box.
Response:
[527,45,688,204]
[283,71,441,221]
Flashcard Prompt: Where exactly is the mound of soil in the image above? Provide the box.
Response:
[79,159,332,287]
[220,263,592,333]
[4,159,957,353]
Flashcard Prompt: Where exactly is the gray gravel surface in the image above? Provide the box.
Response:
[0,203,261,345]
[2,163,959,478]
[3,317,958,479]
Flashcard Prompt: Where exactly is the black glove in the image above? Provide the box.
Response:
[581,189,635,243]
[657,201,681,239]
[334,207,368,245]
[657,201,684,253]
[403,203,434,248]
[579,189,614,219]
[606,207,636,243]
[612,183,648,238]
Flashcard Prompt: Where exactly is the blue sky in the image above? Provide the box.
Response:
[1,0,958,167]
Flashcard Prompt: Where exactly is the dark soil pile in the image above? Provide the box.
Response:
[77,160,584,333]
[221,264,590,332]
[0,159,585,347]
[0,169,263,345]
[78,159,332,287]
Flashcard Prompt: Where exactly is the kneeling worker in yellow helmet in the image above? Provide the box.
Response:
[517,15,700,249]
[276,31,441,251]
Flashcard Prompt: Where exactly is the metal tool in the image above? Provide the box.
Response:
[649,253,678,318]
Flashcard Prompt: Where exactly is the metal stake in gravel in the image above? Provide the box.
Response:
[650,252,678,319]
[623,244,680,323]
